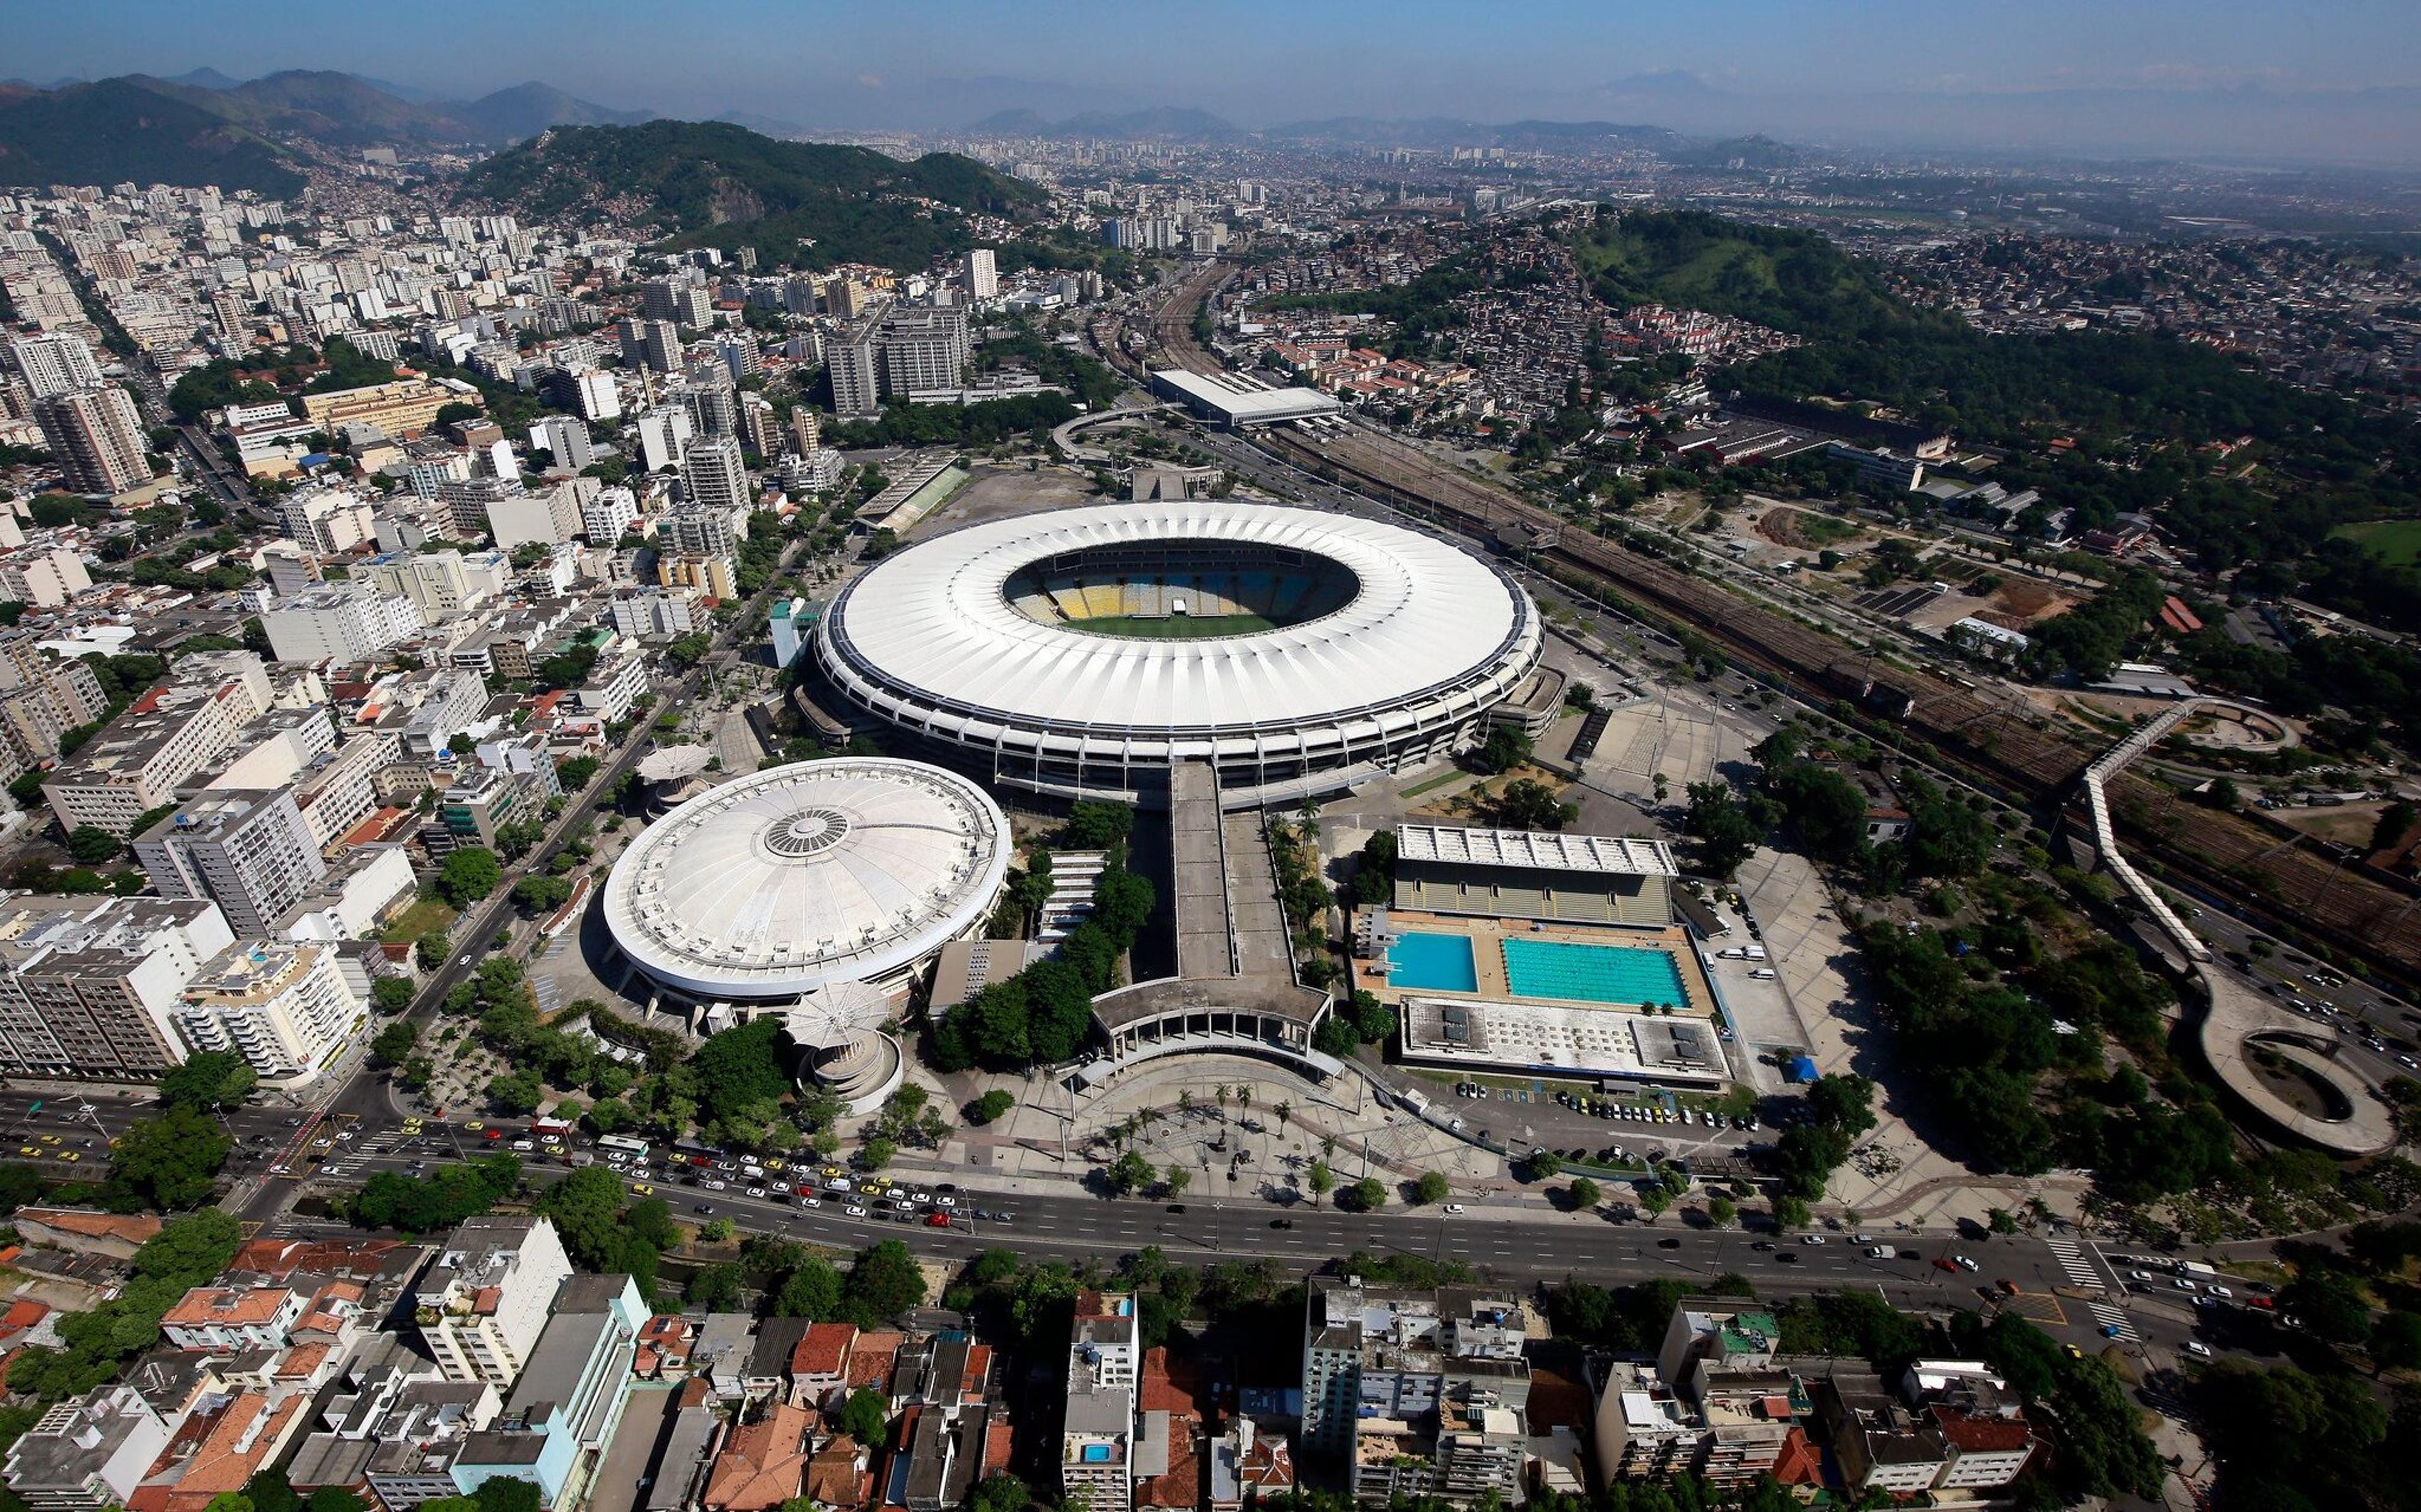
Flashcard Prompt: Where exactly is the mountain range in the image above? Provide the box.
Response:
[460,118,1045,272]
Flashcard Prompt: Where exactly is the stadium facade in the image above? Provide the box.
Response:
[811,502,1547,809]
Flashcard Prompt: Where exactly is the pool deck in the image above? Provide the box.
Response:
[1357,912,1717,1020]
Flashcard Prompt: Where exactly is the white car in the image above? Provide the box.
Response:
[2209,1284,2232,1298]
[511,1139,535,1151]
[745,1186,765,1199]
[2185,1341,2213,1358]
[802,1197,822,1208]
[2173,1278,2198,1292]
[844,1204,867,1218]
[1801,1235,1826,1245]
[1867,1245,1890,1257]
[934,1194,958,1208]
[1954,1255,1980,1272]
[1443,1203,1466,1215]
[2131,1269,2156,1282]
[703,1179,728,1191]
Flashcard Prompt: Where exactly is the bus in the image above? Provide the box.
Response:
[596,1135,650,1159]
[530,1118,576,1139]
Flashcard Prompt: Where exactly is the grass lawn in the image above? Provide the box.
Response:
[1072,612,1277,639]
[2333,519,2421,567]
[382,897,458,946]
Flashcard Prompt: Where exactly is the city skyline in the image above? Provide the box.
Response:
[9,0,2421,163]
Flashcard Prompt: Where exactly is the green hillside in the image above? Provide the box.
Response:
[462,120,1047,271]
[1574,207,1908,339]
[0,78,304,195]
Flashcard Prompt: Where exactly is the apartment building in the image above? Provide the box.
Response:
[4,1386,177,1512]
[42,654,275,834]
[579,486,640,544]
[412,1217,576,1388]
[366,549,508,618]
[0,894,235,1078]
[448,1274,647,1509]
[1061,1292,1140,1512]
[136,788,328,936]
[33,386,149,495]
[1301,1278,1531,1506]
[296,378,459,436]
[280,489,377,555]
[0,545,94,608]
[0,632,107,781]
[173,938,360,1083]
[260,581,424,665]
[487,481,591,551]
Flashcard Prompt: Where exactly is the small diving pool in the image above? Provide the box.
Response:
[1501,937,1687,1007]
[1387,932,1478,993]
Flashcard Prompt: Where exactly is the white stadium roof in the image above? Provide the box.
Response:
[818,502,1532,738]
[1151,368,1344,425]
[601,758,1011,1001]
[1396,824,1678,879]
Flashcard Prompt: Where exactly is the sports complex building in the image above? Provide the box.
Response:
[810,502,1553,810]
[599,758,1013,1107]
[1354,824,1733,1090]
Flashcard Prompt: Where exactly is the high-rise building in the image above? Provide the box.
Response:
[641,276,714,330]
[281,488,376,554]
[683,381,738,440]
[412,1216,576,1387]
[825,277,867,320]
[41,654,276,834]
[7,333,104,399]
[963,249,999,300]
[881,306,970,398]
[1062,1292,1140,1512]
[173,937,359,1083]
[484,480,589,551]
[788,407,822,456]
[528,415,595,471]
[828,323,882,418]
[579,486,641,544]
[636,408,694,473]
[0,894,235,1079]
[34,386,151,495]
[258,581,425,664]
[0,632,107,783]
[1301,1278,1531,1506]
[679,435,750,519]
[737,393,779,458]
[436,475,521,540]
[135,788,329,937]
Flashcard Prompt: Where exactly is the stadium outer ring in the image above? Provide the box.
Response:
[811,501,1545,807]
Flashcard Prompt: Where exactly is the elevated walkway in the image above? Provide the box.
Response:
[2084,700,2395,1155]
[1087,759,1332,1082]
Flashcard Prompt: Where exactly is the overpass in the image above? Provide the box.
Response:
[2086,700,2398,1156]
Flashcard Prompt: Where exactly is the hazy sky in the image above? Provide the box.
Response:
[15,0,2421,158]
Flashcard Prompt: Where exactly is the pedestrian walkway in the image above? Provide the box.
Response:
[2047,1235,2106,1293]
[2087,1301,2139,1342]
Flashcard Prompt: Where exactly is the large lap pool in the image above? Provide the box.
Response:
[1501,937,1687,1007]
[1387,932,1479,993]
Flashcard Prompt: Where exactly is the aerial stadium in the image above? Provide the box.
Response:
[811,502,1548,808]
[600,757,1012,1104]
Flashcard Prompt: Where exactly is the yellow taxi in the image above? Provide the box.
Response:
[38,1134,61,1146]
[763,1158,786,1173]
[15,1146,35,1158]
[59,1151,79,1162]
[464,1121,485,1132]
[629,1181,654,1196]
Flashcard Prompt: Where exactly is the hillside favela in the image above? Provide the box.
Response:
[0,7,2417,1512]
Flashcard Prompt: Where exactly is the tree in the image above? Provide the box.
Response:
[1107,1149,1153,1195]
[1163,1165,1192,1198]
[370,1021,419,1067]
[2282,1268,2374,1345]
[1708,1194,1738,1226]
[1528,1150,1564,1181]
[1342,1177,1386,1212]
[372,976,416,1014]
[1686,781,1765,878]
[1307,1160,1334,1206]
[65,825,122,863]
[1414,1171,1450,1205]
[857,1137,895,1172]
[691,1262,745,1310]
[1567,1176,1602,1211]
[106,1106,231,1210]
[159,1051,256,1112]
[968,1090,1014,1124]
[965,1474,1028,1512]
[701,1218,735,1244]
[487,1069,544,1116]
[1477,725,1533,773]
[772,1256,844,1319]
[436,848,502,907]
[514,874,574,912]
[1064,800,1135,850]
[842,1240,926,1325]
[839,1387,890,1448]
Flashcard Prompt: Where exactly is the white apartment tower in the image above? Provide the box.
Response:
[413,1217,576,1387]
[34,386,150,496]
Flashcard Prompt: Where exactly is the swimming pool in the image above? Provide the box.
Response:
[1501,937,1687,1007]
[1388,932,1478,993]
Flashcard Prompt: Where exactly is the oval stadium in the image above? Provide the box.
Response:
[811,502,1548,807]
[600,757,1012,1008]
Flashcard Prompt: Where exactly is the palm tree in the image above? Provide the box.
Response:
[1236,1086,1253,1115]
[1275,1099,1292,1129]
[1214,1084,1229,1113]
[1178,1088,1195,1115]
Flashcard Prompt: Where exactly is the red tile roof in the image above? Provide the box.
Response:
[1935,1409,2036,1454]
[792,1322,856,1378]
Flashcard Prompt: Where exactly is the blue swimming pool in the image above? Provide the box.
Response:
[1388,932,1479,992]
[1501,938,1686,1007]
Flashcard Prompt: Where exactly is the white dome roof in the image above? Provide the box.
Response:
[818,501,1532,737]
[601,757,1011,1001]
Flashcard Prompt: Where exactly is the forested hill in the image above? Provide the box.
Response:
[460,120,1046,272]
[1575,206,1920,342]
[0,78,305,195]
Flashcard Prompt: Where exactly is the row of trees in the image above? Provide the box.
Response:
[929,852,1157,1072]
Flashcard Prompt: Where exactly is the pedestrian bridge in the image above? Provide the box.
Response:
[2084,699,2397,1156]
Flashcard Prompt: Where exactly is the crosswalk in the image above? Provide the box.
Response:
[2087,1301,2140,1342]
[2047,1236,2106,1292]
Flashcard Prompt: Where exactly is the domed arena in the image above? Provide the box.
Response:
[600,756,1012,1008]
[811,502,1546,807]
